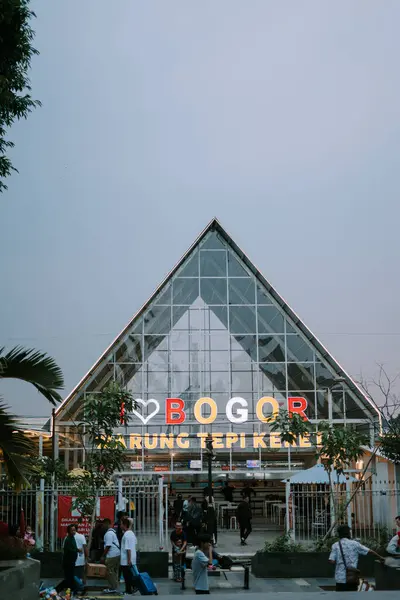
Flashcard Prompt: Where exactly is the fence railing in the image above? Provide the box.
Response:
[0,478,168,552]
[290,484,400,543]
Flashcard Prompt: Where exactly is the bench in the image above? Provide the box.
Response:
[180,562,251,591]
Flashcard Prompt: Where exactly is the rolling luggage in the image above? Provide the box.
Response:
[132,565,158,595]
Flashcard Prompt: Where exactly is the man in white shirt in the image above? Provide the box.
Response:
[329,525,383,591]
[73,524,88,587]
[102,518,121,593]
[120,516,138,595]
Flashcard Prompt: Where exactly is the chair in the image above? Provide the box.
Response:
[311,510,327,537]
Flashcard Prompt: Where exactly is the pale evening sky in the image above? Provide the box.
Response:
[1,0,399,415]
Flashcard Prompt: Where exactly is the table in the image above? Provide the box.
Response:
[220,504,238,529]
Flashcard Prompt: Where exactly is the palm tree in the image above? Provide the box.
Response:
[0,346,64,485]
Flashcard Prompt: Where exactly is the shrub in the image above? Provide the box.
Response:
[264,533,304,553]
[0,536,28,560]
[313,536,339,553]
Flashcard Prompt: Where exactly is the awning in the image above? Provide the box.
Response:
[282,464,356,484]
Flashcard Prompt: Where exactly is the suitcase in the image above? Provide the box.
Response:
[132,565,158,595]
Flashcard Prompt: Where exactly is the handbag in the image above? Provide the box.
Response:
[338,540,360,585]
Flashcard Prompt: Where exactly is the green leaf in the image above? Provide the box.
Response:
[0,346,64,405]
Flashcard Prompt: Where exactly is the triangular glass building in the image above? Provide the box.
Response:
[56,219,380,474]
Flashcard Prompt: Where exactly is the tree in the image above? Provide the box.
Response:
[0,0,40,192]
[358,363,400,420]
[379,416,400,465]
[268,410,369,535]
[69,382,136,547]
[0,345,64,485]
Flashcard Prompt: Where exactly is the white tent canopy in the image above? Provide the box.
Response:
[283,463,356,484]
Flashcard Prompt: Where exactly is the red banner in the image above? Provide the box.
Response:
[57,495,115,538]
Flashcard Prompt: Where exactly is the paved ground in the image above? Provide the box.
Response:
[42,570,338,597]
[143,529,278,555]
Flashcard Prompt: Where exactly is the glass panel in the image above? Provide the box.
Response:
[115,334,143,363]
[229,305,256,334]
[200,250,226,277]
[204,331,230,351]
[144,305,171,334]
[209,306,228,328]
[170,331,190,351]
[204,350,230,368]
[316,391,329,420]
[286,334,314,362]
[231,335,257,361]
[211,371,230,391]
[124,368,143,394]
[144,335,166,360]
[147,350,169,370]
[231,369,257,393]
[147,371,168,393]
[153,285,172,305]
[228,251,249,277]
[201,231,226,250]
[229,278,255,304]
[115,363,142,386]
[287,363,315,390]
[256,284,273,305]
[315,362,337,388]
[344,392,367,419]
[201,278,227,305]
[257,306,285,334]
[259,363,287,391]
[86,363,114,392]
[258,335,285,362]
[231,350,252,367]
[173,278,199,305]
[331,389,344,418]
[173,307,189,329]
[175,251,198,277]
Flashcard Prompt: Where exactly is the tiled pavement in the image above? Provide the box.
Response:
[43,570,337,597]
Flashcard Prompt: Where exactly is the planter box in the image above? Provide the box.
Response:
[251,551,376,579]
[32,550,169,579]
[138,551,169,578]
[0,558,40,600]
[375,560,400,590]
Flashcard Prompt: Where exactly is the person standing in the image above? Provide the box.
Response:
[102,518,121,594]
[55,525,81,595]
[120,516,138,595]
[221,481,234,503]
[236,496,252,546]
[187,497,202,545]
[170,522,187,582]
[192,534,211,595]
[74,524,88,587]
[329,525,384,591]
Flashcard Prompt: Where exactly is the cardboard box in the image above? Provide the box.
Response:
[87,562,107,578]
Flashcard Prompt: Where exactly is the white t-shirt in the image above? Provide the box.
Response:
[74,532,87,567]
[120,530,137,566]
[104,528,121,559]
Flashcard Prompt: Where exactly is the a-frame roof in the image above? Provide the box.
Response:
[55,218,381,421]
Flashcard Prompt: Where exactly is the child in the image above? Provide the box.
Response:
[192,534,211,595]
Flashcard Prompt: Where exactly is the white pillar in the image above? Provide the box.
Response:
[158,476,164,550]
[285,480,291,535]
[117,477,124,511]
[35,478,45,551]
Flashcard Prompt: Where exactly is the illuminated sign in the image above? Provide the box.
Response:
[189,460,202,469]
[247,460,261,469]
[113,431,319,451]
[130,461,143,470]
[129,396,308,426]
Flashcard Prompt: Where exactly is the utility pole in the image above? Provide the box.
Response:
[205,434,215,500]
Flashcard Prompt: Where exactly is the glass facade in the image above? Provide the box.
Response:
[58,225,378,473]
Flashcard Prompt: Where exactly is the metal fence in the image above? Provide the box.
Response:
[0,477,168,552]
[290,483,400,543]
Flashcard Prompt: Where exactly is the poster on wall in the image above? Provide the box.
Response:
[57,495,115,538]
